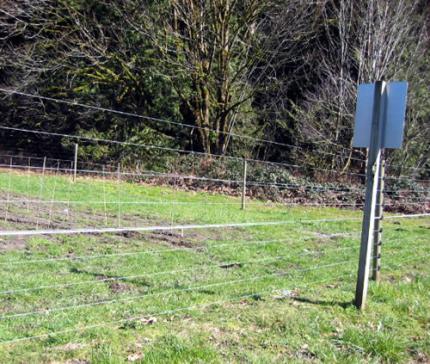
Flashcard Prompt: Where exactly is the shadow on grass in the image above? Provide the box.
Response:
[291,296,354,309]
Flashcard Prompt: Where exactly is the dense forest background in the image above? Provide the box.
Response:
[0,0,429,178]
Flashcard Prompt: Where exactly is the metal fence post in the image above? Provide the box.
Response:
[241,159,247,210]
[117,162,121,227]
[73,143,78,182]
[372,157,385,282]
[355,81,385,309]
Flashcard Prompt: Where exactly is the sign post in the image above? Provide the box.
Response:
[354,81,385,309]
[352,80,408,309]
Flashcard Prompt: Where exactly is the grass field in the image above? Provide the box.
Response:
[0,169,428,363]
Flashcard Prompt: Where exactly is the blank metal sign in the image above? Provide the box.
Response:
[353,81,408,149]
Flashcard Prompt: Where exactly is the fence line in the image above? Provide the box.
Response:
[1,160,429,196]
[0,156,427,239]
[2,233,425,296]
[0,162,364,188]
[2,247,426,345]
[384,213,430,219]
[0,89,428,353]
[0,151,430,193]
[0,271,352,345]
[2,143,430,184]
[0,216,363,237]
[0,230,360,267]
[1,199,428,208]
[0,243,361,295]
[0,258,354,321]
[5,88,429,176]
[0,238,291,266]
[2,148,429,175]
[0,202,426,237]
[0,127,370,179]
[0,88,367,162]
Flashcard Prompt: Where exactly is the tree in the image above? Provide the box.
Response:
[0,0,428,174]
[0,0,182,162]
[287,0,428,171]
[120,0,267,154]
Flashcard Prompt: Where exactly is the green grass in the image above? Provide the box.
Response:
[0,169,428,363]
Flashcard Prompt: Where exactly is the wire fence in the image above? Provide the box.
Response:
[0,95,428,352]
[0,149,428,235]
[0,236,427,346]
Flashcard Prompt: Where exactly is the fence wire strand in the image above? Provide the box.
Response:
[0,271,353,346]
[0,116,428,352]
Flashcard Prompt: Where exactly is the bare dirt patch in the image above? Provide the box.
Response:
[0,191,254,255]
[0,238,26,251]
[0,192,160,232]
[108,281,133,293]
[148,231,195,248]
